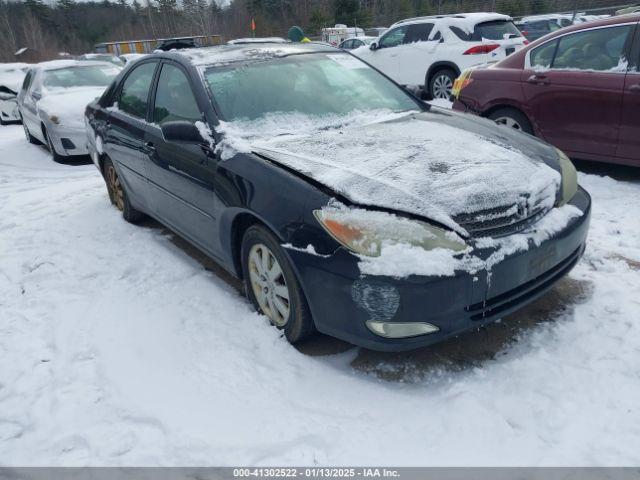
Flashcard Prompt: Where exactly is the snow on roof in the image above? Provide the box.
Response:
[227,37,288,45]
[176,43,337,67]
[520,13,573,22]
[33,59,117,71]
[392,12,511,29]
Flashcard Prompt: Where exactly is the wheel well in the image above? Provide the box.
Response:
[230,213,266,279]
[482,105,532,125]
[426,63,460,87]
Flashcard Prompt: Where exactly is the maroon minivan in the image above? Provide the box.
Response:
[452,15,640,166]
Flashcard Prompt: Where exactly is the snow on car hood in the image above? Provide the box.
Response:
[37,86,105,129]
[218,109,561,235]
[0,72,26,95]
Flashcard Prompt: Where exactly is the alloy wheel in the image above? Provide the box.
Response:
[494,116,523,131]
[106,164,124,211]
[432,74,453,99]
[248,243,290,327]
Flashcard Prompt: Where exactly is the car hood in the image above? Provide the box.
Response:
[232,109,562,235]
[38,86,106,129]
[0,72,25,96]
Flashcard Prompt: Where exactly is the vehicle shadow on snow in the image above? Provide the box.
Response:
[574,159,640,183]
[138,215,595,384]
[299,277,594,382]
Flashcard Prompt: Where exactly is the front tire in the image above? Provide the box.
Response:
[21,116,39,144]
[44,127,65,163]
[241,225,315,344]
[103,158,145,224]
[488,107,534,135]
[429,68,456,100]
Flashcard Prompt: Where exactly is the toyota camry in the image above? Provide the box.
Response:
[85,43,590,351]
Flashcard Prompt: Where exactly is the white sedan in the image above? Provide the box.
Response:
[16,60,121,161]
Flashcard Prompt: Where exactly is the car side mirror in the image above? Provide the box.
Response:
[31,91,41,101]
[161,121,204,144]
[370,42,378,51]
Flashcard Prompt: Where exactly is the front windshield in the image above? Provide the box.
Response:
[204,53,418,121]
[43,65,120,89]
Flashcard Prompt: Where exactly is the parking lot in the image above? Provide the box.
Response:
[2,118,640,465]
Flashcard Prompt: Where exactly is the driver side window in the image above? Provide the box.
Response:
[379,26,408,48]
[153,64,201,125]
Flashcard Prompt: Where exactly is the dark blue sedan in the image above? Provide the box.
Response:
[85,43,590,351]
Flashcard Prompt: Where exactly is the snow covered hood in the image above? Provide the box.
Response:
[37,86,106,129]
[220,109,562,235]
[0,71,27,95]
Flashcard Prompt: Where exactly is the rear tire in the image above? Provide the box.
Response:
[488,107,534,135]
[103,158,145,224]
[428,68,456,101]
[241,224,316,344]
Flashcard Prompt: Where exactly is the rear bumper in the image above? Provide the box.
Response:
[287,187,591,351]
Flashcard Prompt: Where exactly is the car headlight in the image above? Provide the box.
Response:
[556,148,577,206]
[313,206,467,257]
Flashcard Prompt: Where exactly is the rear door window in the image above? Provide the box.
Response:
[403,23,434,43]
[152,63,201,125]
[117,61,157,118]
[551,25,633,71]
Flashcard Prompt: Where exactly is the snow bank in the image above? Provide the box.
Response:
[1,124,640,466]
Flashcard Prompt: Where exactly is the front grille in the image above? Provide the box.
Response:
[466,245,583,321]
[454,195,551,238]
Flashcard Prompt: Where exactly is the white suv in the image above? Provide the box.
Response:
[352,13,527,99]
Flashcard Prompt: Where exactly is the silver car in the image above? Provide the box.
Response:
[17,60,121,161]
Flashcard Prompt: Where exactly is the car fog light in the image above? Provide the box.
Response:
[366,320,440,339]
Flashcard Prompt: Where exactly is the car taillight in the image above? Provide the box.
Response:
[463,44,500,55]
[521,31,529,37]
[523,39,530,45]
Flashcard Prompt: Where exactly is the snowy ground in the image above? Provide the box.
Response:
[1,122,640,466]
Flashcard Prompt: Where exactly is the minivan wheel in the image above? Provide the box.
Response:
[488,108,534,135]
[103,158,145,223]
[429,69,456,100]
[241,225,315,344]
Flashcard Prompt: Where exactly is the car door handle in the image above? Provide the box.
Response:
[629,84,640,93]
[527,74,549,85]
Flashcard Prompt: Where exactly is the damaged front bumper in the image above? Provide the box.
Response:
[285,186,591,352]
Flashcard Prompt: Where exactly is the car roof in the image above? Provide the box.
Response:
[169,42,339,67]
[531,12,640,37]
[390,12,511,27]
[32,59,117,71]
